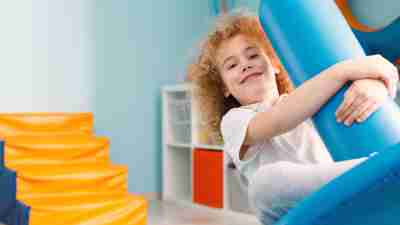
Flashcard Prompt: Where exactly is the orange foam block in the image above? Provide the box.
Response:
[0,113,93,138]
[5,135,110,167]
[13,164,128,195]
[0,112,148,225]
[21,192,147,225]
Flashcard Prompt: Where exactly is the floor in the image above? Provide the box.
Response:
[1,201,261,225]
[149,200,261,225]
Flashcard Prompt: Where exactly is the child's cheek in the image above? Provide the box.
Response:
[234,72,242,84]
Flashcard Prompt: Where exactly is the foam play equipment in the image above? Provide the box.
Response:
[259,0,400,224]
[0,113,147,225]
[0,168,17,219]
[4,135,110,168]
[336,0,400,64]
[0,113,93,138]
[0,140,30,225]
[3,201,30,225]
[260,0,400,161]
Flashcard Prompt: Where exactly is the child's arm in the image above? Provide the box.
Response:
[244,55,398,145]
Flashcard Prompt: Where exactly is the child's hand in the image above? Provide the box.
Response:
[337,55,398,97]
[335,79,389,126]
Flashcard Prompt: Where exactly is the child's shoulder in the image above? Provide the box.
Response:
[225,103,260,116]
[223,94,289,121]
[221,103,260,127]
[239,103,260,111]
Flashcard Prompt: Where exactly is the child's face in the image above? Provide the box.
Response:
[216,34,279,106]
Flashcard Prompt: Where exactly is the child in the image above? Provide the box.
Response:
[189,11,399,225]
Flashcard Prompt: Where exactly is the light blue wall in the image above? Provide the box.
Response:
[349,0,399,29]
[92,1,212,194]
[0,0,213,195]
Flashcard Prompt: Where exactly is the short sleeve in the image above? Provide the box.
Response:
[220,107,258,173]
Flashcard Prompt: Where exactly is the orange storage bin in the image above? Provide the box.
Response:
[193,148,223,208]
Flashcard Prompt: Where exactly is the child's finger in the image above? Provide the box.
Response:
[337,93,364,123]
[336,99,354,122]
[343,99,368,126]
[355,101,374,123]
[340,95,366,125]
[388,74,397,98]
[391,83,396,98]
[390,71,398,98]
[336,86,356,120]
[381,67,398,98]
[336,100,351,121]
[356,102,379,123]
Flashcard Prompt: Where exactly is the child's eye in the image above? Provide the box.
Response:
[227,64,237,70]
[249,54,259,59]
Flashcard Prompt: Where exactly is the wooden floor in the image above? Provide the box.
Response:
[148,200,261,225]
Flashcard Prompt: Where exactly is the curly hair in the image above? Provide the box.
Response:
[188,10,294,144]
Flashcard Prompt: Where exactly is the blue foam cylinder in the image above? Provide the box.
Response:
[259,0,400,161]
[275,144,400,225]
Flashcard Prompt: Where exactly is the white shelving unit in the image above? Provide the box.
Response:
[162,84,193,204]
[162,83,255,216]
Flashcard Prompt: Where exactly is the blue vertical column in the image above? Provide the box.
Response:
[259,0,400,161]
[0,140,17,220]
[0,139,30,225]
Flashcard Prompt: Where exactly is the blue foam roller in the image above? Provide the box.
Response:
[0,169,16,219]
[259,0,400,161]
[275,143,400,225]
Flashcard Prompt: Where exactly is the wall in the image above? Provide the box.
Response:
[0,1,94,112]
[92,1,212,195]
[0,0,212,195]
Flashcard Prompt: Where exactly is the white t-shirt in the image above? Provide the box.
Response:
[220,96,333,187]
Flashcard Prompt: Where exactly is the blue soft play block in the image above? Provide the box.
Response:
[0,168,16,219]
[2,201,30,225]
[354,18,400,63]
[275,143,400,225]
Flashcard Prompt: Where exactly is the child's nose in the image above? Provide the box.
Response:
[242,64,253,73]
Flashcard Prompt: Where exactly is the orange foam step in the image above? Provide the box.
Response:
[0,113,93,138]
[5,135,109,167]
[21,192,147,225]
[14,164,128,194]
[19,191,131,207]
